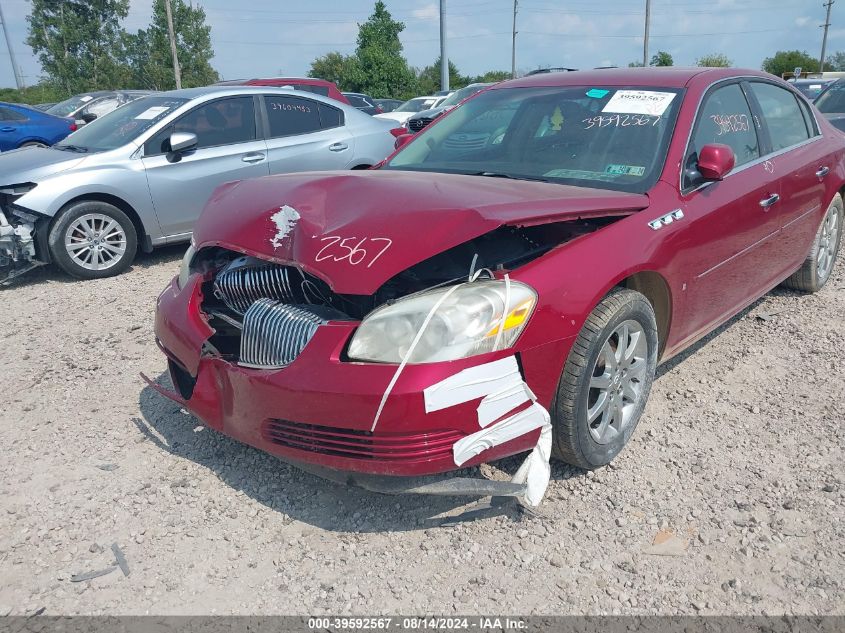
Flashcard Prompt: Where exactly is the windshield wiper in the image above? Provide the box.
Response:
[471,171,549,182]
[55,144,89,153]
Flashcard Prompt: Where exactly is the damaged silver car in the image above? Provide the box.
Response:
[0,86,399,284]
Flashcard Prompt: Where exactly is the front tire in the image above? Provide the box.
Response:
[552,288,658,469]
[19,141,47,149]
[48,201,138,279]
[781,193,842,293]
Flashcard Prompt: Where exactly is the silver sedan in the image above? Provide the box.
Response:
[0,86,399,281]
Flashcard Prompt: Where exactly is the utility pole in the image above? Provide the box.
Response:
[0,0,23,89]
[511,0,518,79]
[439,0,448,92]
[164,0,182,89]
[819,0,834,72]
[642,0,651,66]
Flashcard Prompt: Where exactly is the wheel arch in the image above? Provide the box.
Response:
[16,137,50,148]
[617,270,672,361]
[53,193,153,253]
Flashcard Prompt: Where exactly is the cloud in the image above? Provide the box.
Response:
[412,4,439,22]
[794,16,811,27]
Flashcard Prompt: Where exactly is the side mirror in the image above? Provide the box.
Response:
[80,112,97,124]
[697,143,735,181]
[166,132,198,162]
[394,133,414,150]
[169,132,198,153]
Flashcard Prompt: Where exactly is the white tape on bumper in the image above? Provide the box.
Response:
[423,355,553,507]
[476,381,536,428]
[423,356,521,414]
[453,401,549,466]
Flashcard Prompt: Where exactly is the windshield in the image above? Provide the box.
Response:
[396,98,437,113]
[384,85,683,194]
[46,94,97,117]
[55,96,188,152]
[440,84,489,107]
[815,80,845,113]
[794,81,830,101]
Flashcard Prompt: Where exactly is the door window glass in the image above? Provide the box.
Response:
[318,103,343,129]
[263,95,323,137]
[84,97,119,119]
[0,106,27,121]
[749,82,812,151]
[686,83,759,188]
[145,96,256,155]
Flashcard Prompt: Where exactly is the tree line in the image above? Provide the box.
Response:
[3,0,844,107]
[1,0,217,104]
[631,49,845,76]
[308,2,510,100]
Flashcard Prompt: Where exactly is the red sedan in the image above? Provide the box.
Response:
[152,68,844,507]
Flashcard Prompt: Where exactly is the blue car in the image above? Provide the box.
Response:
[0,102,77,151]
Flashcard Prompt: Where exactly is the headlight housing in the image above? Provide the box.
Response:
[177,244,196,289]
[348,280,537,364]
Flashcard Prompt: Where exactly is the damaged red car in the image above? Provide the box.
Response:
[152,68,844,507]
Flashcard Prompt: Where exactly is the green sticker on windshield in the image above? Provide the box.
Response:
[586,88,609,99]
[606,164,645,176]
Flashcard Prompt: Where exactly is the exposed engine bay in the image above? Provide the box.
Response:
[192,218,617,367]
[0,185,43,285]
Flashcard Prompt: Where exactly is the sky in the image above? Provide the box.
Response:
[0,0,843,89]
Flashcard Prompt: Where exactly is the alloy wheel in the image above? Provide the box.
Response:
[64,213,127,271]
[586,319,649,445]
[817,206,840,281]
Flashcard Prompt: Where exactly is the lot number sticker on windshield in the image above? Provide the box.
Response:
[602,90,676,116]
[135,106,171,120]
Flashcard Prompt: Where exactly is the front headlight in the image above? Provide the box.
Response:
[177,244,196,289]
[348,280,537,364]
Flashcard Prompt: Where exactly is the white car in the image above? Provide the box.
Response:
[373,96,446,126]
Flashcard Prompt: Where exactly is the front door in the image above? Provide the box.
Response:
[142,96,269,237]
[673,81,783,344]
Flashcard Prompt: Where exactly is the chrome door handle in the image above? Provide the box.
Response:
[759,193,780,209]
[241,152,265,163]
[329,142,348,152]
[816,166,830,178]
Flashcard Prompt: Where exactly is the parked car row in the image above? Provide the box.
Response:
[0,85,402,282]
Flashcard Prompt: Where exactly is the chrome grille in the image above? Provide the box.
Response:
[213,259,301,314]
[239,299,326,369]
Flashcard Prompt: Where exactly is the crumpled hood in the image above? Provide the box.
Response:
[193,170,649,295]
[0,147,87,184]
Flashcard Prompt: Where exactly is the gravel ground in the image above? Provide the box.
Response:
[0,245,843,617]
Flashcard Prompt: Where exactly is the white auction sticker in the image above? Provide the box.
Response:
[602,90,676,116]
[79,95,93,102]
[135,106,171,120]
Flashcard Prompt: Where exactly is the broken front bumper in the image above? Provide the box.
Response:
[153,274,572,479]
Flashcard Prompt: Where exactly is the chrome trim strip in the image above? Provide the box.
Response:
[696,229,780,279]
[782,203,821,230]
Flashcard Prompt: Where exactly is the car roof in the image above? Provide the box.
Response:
[497,67,771,89]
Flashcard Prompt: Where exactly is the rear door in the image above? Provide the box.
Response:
[260,94,353,174]
[673,81,783,343]
[142,95,269,237]
[745,80,830,277]
[0,106,28,150]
